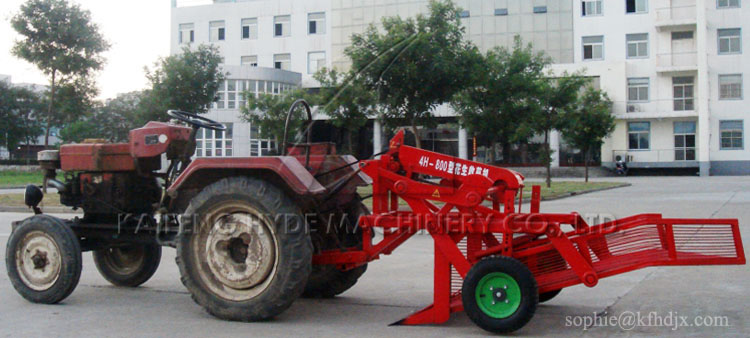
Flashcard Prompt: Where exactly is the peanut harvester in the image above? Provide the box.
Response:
[5,100,746,334]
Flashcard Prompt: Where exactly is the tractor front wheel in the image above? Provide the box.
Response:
[93,243,162,287]
[462,256,538,334]
[176,177,312,321]
[5,215,82,304]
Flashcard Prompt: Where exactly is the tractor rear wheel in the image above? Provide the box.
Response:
[462,256,538,334]
[303,199,369,298]
[176,177,312,321]
[93,243,161,287]
[5,215,82,304]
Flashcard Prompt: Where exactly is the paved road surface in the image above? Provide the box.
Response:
[0,176,748,337]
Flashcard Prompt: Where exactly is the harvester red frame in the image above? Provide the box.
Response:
[313,130,746,326]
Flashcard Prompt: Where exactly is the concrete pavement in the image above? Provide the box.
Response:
[0,176,748,337]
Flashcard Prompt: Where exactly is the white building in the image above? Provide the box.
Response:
[171,0,749,175]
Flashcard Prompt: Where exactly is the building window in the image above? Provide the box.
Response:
[210,21,225,42]
[274,53,291,70]
[242,18,258,40]
[718,28,742,54]
[671,31,694,41]
[241,55,258,67]
[626,0,648,13]
[226,80,238,109]
[533,6,547,13]
[582,36,604,60]
[250,125,276,156]
[308,51,326,74]
[719,74,743,99]
[627,78,649,102]
[274,15,291,37]
[494,8,508,16]
[673,76,695,111]
[459,10,470,18]
[308,12,325,35]
[628,122,650,150]
[720,120,743,149]
[582,0,602,16]
[196,123,233,157]
[718,0,740,8]
[674,121,696,161]
[626,33,648,58]
[179,23,194,44]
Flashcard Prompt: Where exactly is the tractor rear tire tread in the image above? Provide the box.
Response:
[176,177,312,321]
[303,264,367,298]
[303,199,369,298]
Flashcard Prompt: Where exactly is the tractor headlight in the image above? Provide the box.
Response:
[24,184,43,208]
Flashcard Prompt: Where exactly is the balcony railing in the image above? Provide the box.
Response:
[655,4,697,23]
[613,149,698,165]
[612,99,697,117]
[656,51,697,69]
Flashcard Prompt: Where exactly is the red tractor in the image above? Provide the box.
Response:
[7,101,370,318]
[5,100,746,334]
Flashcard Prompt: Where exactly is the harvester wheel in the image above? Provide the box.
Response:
[176,177,312,321]
[93,243,162,287]
[538,289,561,303]
[303,199,369,298]
[6,215,82,304]
[462,256,538,334]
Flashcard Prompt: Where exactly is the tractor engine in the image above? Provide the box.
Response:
[36,121,194,222]
[59,172,161,219]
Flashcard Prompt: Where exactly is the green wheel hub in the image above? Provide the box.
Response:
[475,272,521,319]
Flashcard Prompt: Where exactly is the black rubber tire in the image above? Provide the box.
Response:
[303,200,368,298]
[176,177,312,321]
[304,264,368,298]
[538,289,561,303]
[5,215,82,304]
[462,256,538,334]
[93,244,162,287]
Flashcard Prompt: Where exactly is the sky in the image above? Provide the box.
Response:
[0,0,172,100]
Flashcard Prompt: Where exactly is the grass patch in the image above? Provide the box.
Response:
[357,181,626,210]
[0,170,44,188]
[0,193,64,208]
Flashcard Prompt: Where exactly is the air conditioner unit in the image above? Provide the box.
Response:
[626,104,640,113]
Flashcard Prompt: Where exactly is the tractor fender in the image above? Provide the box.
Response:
[167,157,326,198]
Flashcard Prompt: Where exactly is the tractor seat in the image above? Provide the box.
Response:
[59,143,135,171]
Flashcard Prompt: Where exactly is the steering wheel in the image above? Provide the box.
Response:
[167,110,226,131]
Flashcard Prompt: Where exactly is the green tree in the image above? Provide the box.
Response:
[140,45,225,123]
[345,0,480,148]
[101,91,146,141]
[314,68,378,154]
[452,37,549,163]
[11,0,110,146]
[530,73,588,187]
[240,89,313,154]
[0,82,44,159]
[51,76,98,128]
[561,87,615,182]
[59,91,145,143]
